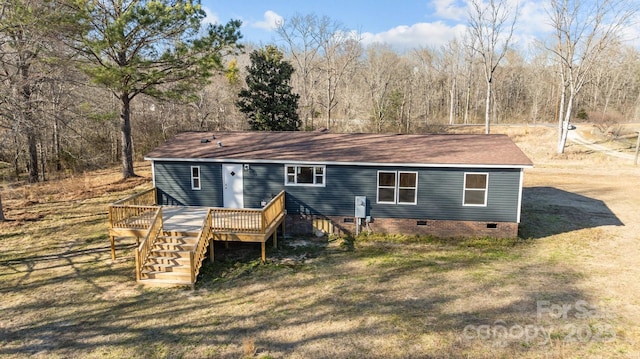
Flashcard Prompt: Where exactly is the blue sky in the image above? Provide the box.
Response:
[200,0,553,51]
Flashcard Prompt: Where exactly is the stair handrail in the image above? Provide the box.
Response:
[190,208,213,285]
[135,207,163,281]
[261,191,285,234]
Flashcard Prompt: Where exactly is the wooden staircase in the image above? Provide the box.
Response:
[110,190,286,289]
[138,232,199,287]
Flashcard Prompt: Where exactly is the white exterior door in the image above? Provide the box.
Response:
[223,164,244,208]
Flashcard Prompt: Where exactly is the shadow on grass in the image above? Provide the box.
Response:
[520,186,624,239]
[0,243,133,267]
[0,230,596,358]
[0,213,602,359]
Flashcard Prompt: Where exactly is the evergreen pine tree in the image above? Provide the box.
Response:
[71,0,242,178]
[237,46,300,131]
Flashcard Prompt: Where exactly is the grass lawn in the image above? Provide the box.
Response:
[1,126,639,358]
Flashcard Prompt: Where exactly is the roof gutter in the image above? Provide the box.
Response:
[144,157,534,169]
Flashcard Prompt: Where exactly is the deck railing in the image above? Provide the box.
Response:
[109,188,158,229]
[210,208,262,233]
[113,188,157,206]
[134,207,163,281]
[210,191,285,234]
[190,209,214,288]
[109,205,159,229]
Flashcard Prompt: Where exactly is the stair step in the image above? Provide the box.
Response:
[136,228,208,288]
[146,256,191,265]
[153,243,196,251]
[143,263,191,273]
[140,270,191,281]
[137,278,193,288]
[162,231,200,238]
[150,248,191,258]
[157,235,198,244]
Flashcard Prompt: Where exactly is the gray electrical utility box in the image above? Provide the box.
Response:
[355,196,366,218]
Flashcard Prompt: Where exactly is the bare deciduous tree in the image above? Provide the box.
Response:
[312,16,362,130]
[276,13,323,130]
[363,44,408,133]
[546,0,637,153]
[0,0,56,183]
[466,0,518,134]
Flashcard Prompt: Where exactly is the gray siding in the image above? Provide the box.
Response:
[153,161,522,223]
[154,161,223,207]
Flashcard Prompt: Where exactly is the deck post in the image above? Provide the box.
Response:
[110,235,116,260]
[209,240,214,263]
[273,231,277,248]
[261,242,266,262]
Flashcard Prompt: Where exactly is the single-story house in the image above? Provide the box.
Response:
[144,131,533,238]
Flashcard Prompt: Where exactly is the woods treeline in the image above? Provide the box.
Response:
[1,0,639,186]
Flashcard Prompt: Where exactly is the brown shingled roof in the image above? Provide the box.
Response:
[145,131,533,168]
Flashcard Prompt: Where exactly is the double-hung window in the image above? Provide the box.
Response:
[285,165,325,186]
[377,171,417,204]
[191,166,201,190]
[463,173,488,206]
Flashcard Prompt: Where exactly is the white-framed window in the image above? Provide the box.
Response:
[377,171,418,205]
[191,166,201,190]
[285,165,325,186]
[463,172,488,206]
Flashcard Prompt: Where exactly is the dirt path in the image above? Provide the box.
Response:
[568,129,637,161]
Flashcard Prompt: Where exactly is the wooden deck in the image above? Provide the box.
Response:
[108,189,286,287]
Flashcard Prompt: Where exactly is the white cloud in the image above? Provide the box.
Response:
[202,7,219,26]
[252,10,284,31]
[361,22,468,51]
[518,1,554,35]
[431,0,467,21]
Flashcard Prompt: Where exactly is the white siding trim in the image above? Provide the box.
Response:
[516,168,524,223]
[190,166,201,190]
[376,170,397,204]
[376,170,418,205]
[462,172,489,207]
[283,164,326,187]
[151,161,156,188]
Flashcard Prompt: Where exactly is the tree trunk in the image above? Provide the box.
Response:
[53,98,62,172]
[326,75,332,130]
[39,141,46,182]
[557,92,574,154]
[27,130,39,183]
[13,137,20,181]
[449,77,456,125]
[484,79,492,134]
[21,64,39,183]
[120,93,136,179]
[0,194,4,221]
[556,82,566,153]
[464,71,471,125]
